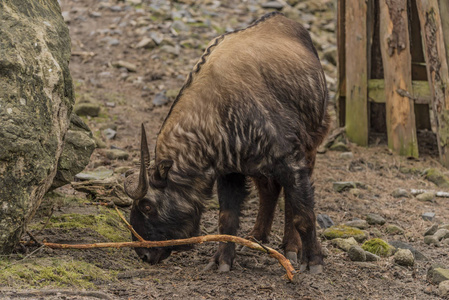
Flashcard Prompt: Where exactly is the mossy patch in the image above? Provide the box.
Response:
[322,225,367,242]
[44,212,129,242]
[362,238,395,257]
[0,257,116,289]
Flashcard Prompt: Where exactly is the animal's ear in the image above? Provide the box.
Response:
[150,160,173,188]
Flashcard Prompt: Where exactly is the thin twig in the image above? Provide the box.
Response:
[113,206,145,242]
[26,231,43,247]
[44,234,296,281]
[35,206,54,235]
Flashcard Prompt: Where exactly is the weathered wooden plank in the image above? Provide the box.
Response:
[337,0,346,127]
[368,80,431,104]
[438,0,449,68]
[379,0,418,157]
[345,0,368,146]
[417,0,449,167]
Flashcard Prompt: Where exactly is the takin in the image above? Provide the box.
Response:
[124,12,330,274]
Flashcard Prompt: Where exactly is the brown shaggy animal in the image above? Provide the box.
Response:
[125,12,330,273]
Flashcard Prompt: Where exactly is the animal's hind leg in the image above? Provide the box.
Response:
[282,167,323,274]
[247,177,281,243]
[207,173,248,272]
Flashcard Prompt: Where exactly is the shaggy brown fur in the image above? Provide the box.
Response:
[125,12,330,273]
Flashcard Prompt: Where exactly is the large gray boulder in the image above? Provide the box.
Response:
[0,0,74,253]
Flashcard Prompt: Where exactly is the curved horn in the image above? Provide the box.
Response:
[125,124,150,199]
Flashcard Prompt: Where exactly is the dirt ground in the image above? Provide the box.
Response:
[2,0,449,299]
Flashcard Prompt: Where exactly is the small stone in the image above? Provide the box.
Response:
[105,102,115,108]
[89,11,102,18]
[366,213,386,225]
[114,166,132,174]
[152,92,169,106]
[316,214,334,229]
[344,219,368,229]
[424,224,439,236]
[94,136,107,149]
[339,152,354,159]
[165,89,180,100]
[441,224,449,230]
[439,281,449,297]
[333,181,356,192]
[75,167,113,181]
[370,227,383,238]
[323,225,367,242]
[329,142,349,152]
[385,224,404,235]
[392,188,409,198]
[428,266,449,284]
[365,251,380,262]
[261,1,285,10]
[422,212,436,221]
[74,103,100,117]
[160,45,180,56]
[103,128,117,140]
[349,188,362,197]
[112,60,137,72]
[393,249,414,266]
[109,5,122,12]
[136,37,156,49]
[434,229,449,241]
[388,240,428,261]
[103,149,129,160]
[425,168,449,188]
[171,20,190,32]
[150,32,165,45]
[417,191,436,202]
[348,245,366,262]
[424,235,440,247]
[330,237,358,251]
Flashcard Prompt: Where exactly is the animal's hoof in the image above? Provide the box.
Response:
[299,263,307,272]
[285,251,298,265]
[218,263,231,272]
[309,264,323,274]
[203,261,216,272]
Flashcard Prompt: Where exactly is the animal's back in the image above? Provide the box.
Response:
[158,13,329,172]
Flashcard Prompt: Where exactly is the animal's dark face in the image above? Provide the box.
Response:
[125,125,200,264]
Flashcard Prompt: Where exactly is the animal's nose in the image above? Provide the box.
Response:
[139,252,151,262]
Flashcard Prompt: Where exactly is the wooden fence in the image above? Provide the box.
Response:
[337,0,449,167]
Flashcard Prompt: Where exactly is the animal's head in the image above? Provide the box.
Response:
[124,125,202,264]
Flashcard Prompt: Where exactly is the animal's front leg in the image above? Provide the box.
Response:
[206,173,248,272]
[283,168,323,274]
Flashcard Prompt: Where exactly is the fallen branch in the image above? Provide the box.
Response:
[44,234,296,281]
[113,206,144,242]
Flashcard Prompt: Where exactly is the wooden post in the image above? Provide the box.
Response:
[345,0,368,146]
[417,0,449,167]
[379,0,418,157]
[337,0,346,127]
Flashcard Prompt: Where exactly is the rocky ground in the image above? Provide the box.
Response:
[1,0,449,299]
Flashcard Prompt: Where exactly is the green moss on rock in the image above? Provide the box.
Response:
[323,225,367,242]
[425,168,449,188]
[0,257,116,289]
[362,238,395,257]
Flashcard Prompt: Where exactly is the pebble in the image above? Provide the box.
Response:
[424,235,440,247]
[428,266,449,284]
[391,188,409,198]
[136,37,156,49]
[388,240,428,261]
[416,191,436,202]
[370,227,383,237]
[434,229,449,241]
[422,212,436,221]
[103,149,129,160]
[365,213,386,225]
[339,152,353,159]
[348,245,366,262]
[74,103,100,117]
[424,224,439,236]
[75,167,113,181]
[330,237,358,251]
[385,224,404,235]
[329,142,349,152]
[333,181,356,192]
[344,219,368,230]
[439,281,449,297]
[323,225,367,242]
[171,20,190,32]
[103,128,117,140]
[393,249,414,266]
[153,92,169,106]
[261,1,285,10]
[365,251,380,262]
[112,60,137,72]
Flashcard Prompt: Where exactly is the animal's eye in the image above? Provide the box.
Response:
[144,205,151,213]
